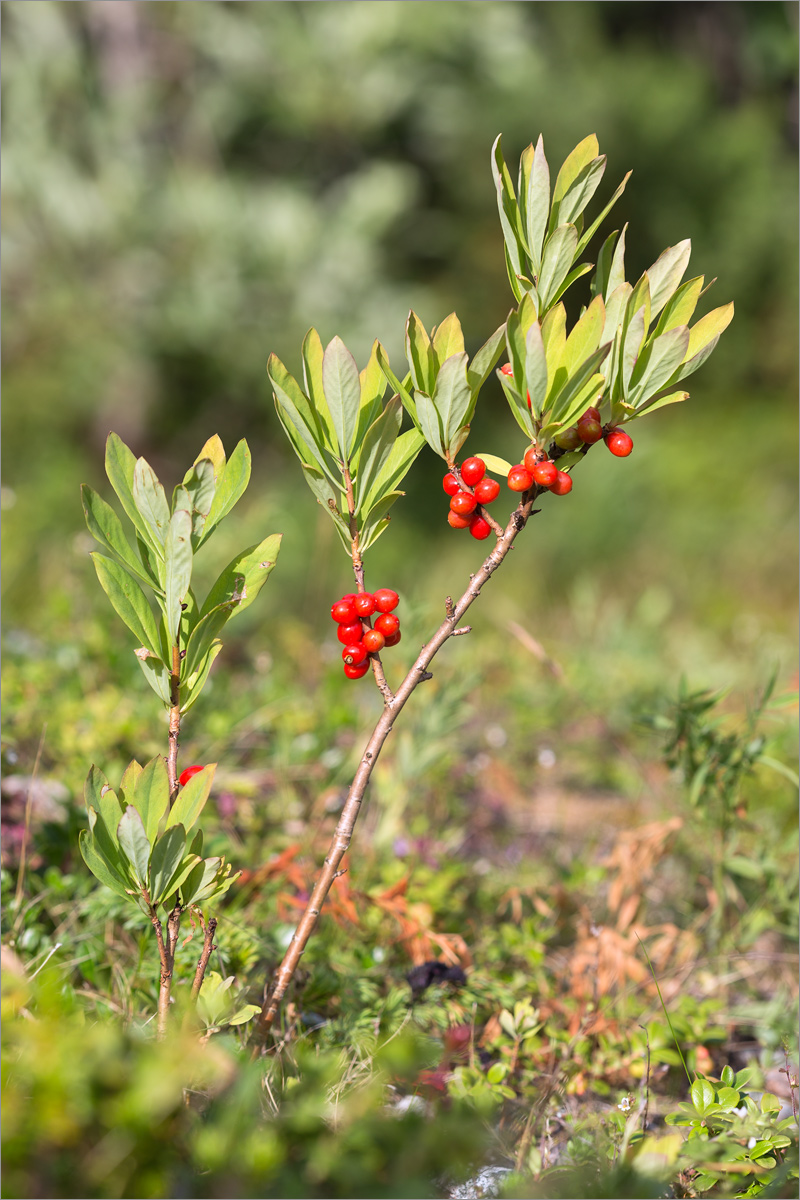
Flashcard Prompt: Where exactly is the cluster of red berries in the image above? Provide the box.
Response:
[331,588,401,680]
[507,446,573,496]
[553,404,634,458]
[443,456,498,540]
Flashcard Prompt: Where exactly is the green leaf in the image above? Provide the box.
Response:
[432,313,465,367]
[322,335,361,462]
[360,491,403,553]
[227,1004,262,1027]
[684,302,735,362]
[133,458,170,550]
[359,340,388,410]
[605,223,628,299]
[149,825,188,905]
[193,435,226,480]
[180,641,223,716]
[167,764,216,833]
[136,654,171,706]
[118,760,142,809]
[164,498,193,644]
[180,459,216,548]
[81,485,160,591]
[299,466,350,537]
[591,229,619,301]
[104,433,163,559]
[434,352,472,456]
[467,323,506,395]
[544,372,605,437]
[354,398,402,515]
[491,135,525,285]
[691,1078,716,1115]
[524,322,548,419]
[405,311,435,395]
[525,134,550,275]
[414,389,445,458]
[133,756,171,845]
[538,224,578,310]
[634,389,689,417]
[646,240,691,318]
[117,806,152,885]
[180,856,224,908]
[84,763,111,816]
[629,326,691,408]
[621,307,647,400]
[361,427,425,515]
[552,134,599,210]
[653,276,704,338]
[79,830,133,901]
[91,553,163,659]
[499,374,536,439]
[577,171,632,256]
[561,294,606,376]
[199,439,252,546]
[473,452,513,476]
[547,344,610,426]
[375,343,417,424]
[302,327,337,452]
[200,534,282,623]
[556,155,606,228]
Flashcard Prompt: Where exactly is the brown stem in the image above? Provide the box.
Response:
[252,493,540,1047]
[190,916,218,1002]
[146,889,172,1039]
[167,644,181,802]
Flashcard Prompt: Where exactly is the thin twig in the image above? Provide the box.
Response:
[13,725,47,920]
[190,916,218,1002]
[252,493,540,1048]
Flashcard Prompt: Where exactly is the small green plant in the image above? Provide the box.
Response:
[79,433,281,1035]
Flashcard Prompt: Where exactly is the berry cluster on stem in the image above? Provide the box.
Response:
[331,588,401,679]
[443,457,502,541]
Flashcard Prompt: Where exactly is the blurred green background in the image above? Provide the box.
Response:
[2,0,797,756]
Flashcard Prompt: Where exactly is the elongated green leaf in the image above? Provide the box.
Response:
[635,389,689,416]
[684,302,734,360]
[542,372,605,436]
[180,857,224,908]
[82,486,159,590]
[164,498,193,644]
[526,134,550,276]
[591,230,619,301]
[414,390,445,458]
[491,134,525,284]
[193,435,226,480]
[432,313,465,368]
[549,262,593,310]
[117,806,152,885]
[200,535,282,622]
[104,433,162,558]
[149,825,187,905]
[629,326,690,407]
[473,452,513,476]
[180,641,223,715]
[167,764,216,833]
[79,830,134,900]
[621,307,646,400]
[467,322,506,395]
[99,789,124,850]
[541,303,567,403]
[118,760,142,809]
[199,438,251,547]
[675,337,721,383]
[538,224,578,309]
[605,223,627,299]
[653,276,703,338]
[91,553,163,658]
[84,763,111,816]
[133,757,171,846]
[273,390,332,484]
[524,322,548,419]
[354,398,402,514]
[133,458,170,550]
[434,352,472,454]
[561,295,605,376]
[546,344,610,427]
[556,156,606,228]
[302,327,337,452]
[499,376,536,439]
[322,336,361,462]
[375,343,417,424]
[362,427,425,514]
[359,340,388,410]
[360,491,404,553]
[552,134,599,208]
[180,459,216,548]
[299,465,349,534]
[647,240,691,318]
[136,654,171,706]
[405,311,435,395]
[577,170,632,255]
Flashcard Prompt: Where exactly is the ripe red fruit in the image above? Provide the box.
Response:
[442,472,459,496]
[604,428,634,457]
[584,406,601,421]
[363,628,386,653]
[522,446,541,473]
[353,592,376,617]
[374,613,400,638]
[527,391,532,410]
[554,426,583,451]
[342,642,367,666]
[373,588,400,613]
[469,514,492,540]
[460,457,486,486]
[473,477,500,504]
[383,630,401,647]
[450,491,478,516]
[179,765,204,787]
[448,510,472,529]
[337,621,363,644]
[548,470,573,495]
[507,465,533,492]
[500,362,514,376]
[532,459,558,487]
[576,412,603,444]
[331,598,358,624]
[344,661,370,680]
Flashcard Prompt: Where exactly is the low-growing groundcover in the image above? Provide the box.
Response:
[3,129,799,1199]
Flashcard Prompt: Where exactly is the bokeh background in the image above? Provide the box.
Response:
[2,0,797,800]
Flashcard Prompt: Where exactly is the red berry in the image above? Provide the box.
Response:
[374,613,400,638]
[507,465,533,492]
[469,515,492,540]
[353,592,376,617]
[473,477,500,504]
[576,413,603,444]
[373,588,400,613]
[554,427,583,451]
[522,446,541,474]
[460,457,486,486]
[443,472,459,496]
[448,510,472,530]
[604,428,634,457]
[548,470,573,495]
[337,621,363,644]
[527,391,532,410]
[585,406,601,421]
[363,628,386,653]
[450,491,478,516]
[342,642,367,666]
[532,459,558,487]
[500,362,514,376]
[331,598,358,624]
[179,765,204,787]
[383,630,401,647]
[344,661,370,680]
